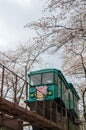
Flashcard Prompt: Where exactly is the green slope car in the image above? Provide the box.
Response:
[26,68,80,130]
[28,69,69,106]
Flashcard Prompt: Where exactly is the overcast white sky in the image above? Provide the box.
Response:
[0,0,44,51]
[0,0,63,70]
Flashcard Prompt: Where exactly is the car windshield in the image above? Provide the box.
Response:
[42,73,53,84]
[30,74,41,86]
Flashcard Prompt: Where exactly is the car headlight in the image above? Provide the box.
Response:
[48,90,52,95]
[30,93,35,98]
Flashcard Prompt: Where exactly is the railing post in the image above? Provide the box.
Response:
[43,100,45,117]
[35,100,37,113]
[26,82,28,110]
[1,66,5,97]
[50,101,52,121]
[55,102,57,122]
[14,75,17,104]
[56,104,58,123]
[65,107,68,130]
[61,107,64,127]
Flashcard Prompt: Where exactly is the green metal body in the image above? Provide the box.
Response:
[27,68,80,117]
[28,69,68,105]
[68,83,80,116]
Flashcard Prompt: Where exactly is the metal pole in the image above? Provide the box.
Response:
[1,66,5,97]
[43,100,45,117]
[82,88,86,121]
[50,101,52,121]
[26,82,28,110]
[14,75,17,104]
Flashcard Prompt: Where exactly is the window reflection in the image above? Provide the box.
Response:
[55,73,58,84]
[42,73,53,84]
[30,74,41,86]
